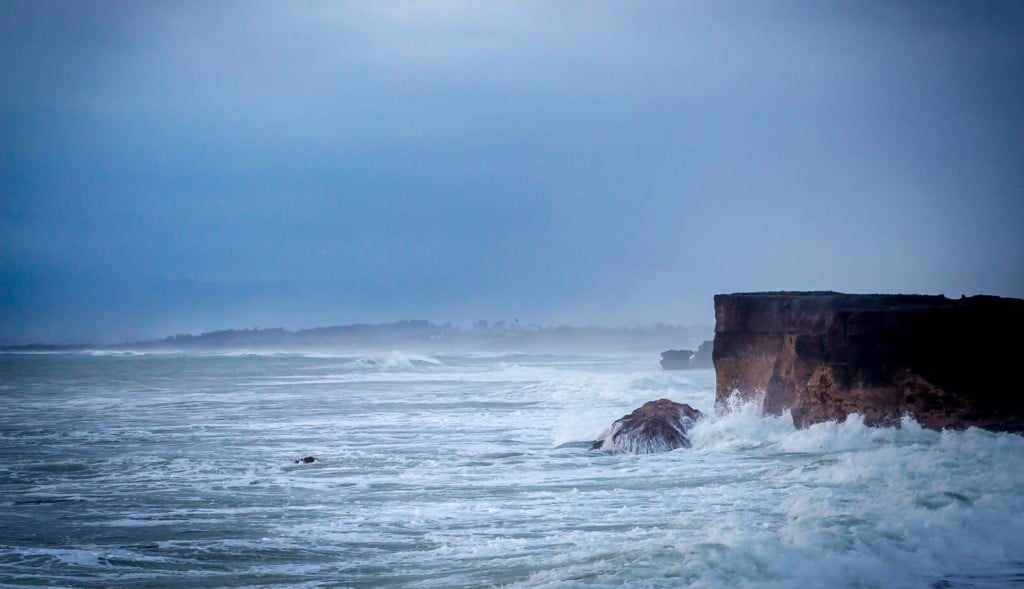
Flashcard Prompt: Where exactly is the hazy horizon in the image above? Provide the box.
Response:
[2,316,716,348]
[3,1,1023,344]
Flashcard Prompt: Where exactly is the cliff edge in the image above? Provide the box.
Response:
[713,292,1024,432]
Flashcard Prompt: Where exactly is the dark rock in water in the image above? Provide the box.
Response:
[660,340,714,370]
[690,340,714,369]
[659,349,694,370]
[553,441,595,450]
[591,399,703,453]
[713,291,1024,432]
[295,456,317,464]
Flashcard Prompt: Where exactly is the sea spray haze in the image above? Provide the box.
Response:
[2,351,1023,587]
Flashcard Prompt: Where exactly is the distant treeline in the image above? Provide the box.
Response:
[2,320,713,353]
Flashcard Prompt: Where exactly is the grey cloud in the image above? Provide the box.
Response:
[2,0,1022,342]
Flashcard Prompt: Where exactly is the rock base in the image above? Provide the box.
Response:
[713,292,1024,432]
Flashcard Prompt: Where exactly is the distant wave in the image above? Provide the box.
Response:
[82,350,148,357]
[209,349,446,369]
[350,351,443,369]
[0,348,450,366]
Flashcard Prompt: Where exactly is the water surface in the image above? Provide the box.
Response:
[1,351,1022,587]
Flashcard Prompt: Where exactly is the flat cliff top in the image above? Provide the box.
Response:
[715,291,1021,311]
[713,291,1024,334]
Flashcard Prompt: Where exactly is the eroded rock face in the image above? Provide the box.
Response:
[713,292,1024,432]
[591,399,703,453]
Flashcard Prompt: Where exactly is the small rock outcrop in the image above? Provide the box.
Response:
[591,399,703,453]
[660,340,714,370]
[713,292,1024,432]
[660,349,693,370]
[690,340,714,369]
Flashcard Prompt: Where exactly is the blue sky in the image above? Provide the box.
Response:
[2,1,1023,343]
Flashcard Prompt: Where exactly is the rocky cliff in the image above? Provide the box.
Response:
[713,292,1024,432]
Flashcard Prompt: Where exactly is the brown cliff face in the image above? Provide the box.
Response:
[713,292,1024,432]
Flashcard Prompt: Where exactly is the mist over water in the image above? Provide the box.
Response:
[2,351,1022,588]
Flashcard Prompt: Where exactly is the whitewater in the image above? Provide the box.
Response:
[1,351,1022,588]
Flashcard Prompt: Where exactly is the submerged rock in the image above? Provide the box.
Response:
[713,291,1024,432]
[591,399,703,453]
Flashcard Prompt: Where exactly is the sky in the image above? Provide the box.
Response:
[2,1,1023,343]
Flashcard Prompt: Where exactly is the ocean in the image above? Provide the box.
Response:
[1,351,1022,588]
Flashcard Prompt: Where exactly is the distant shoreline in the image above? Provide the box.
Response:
[0,320,713,354]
